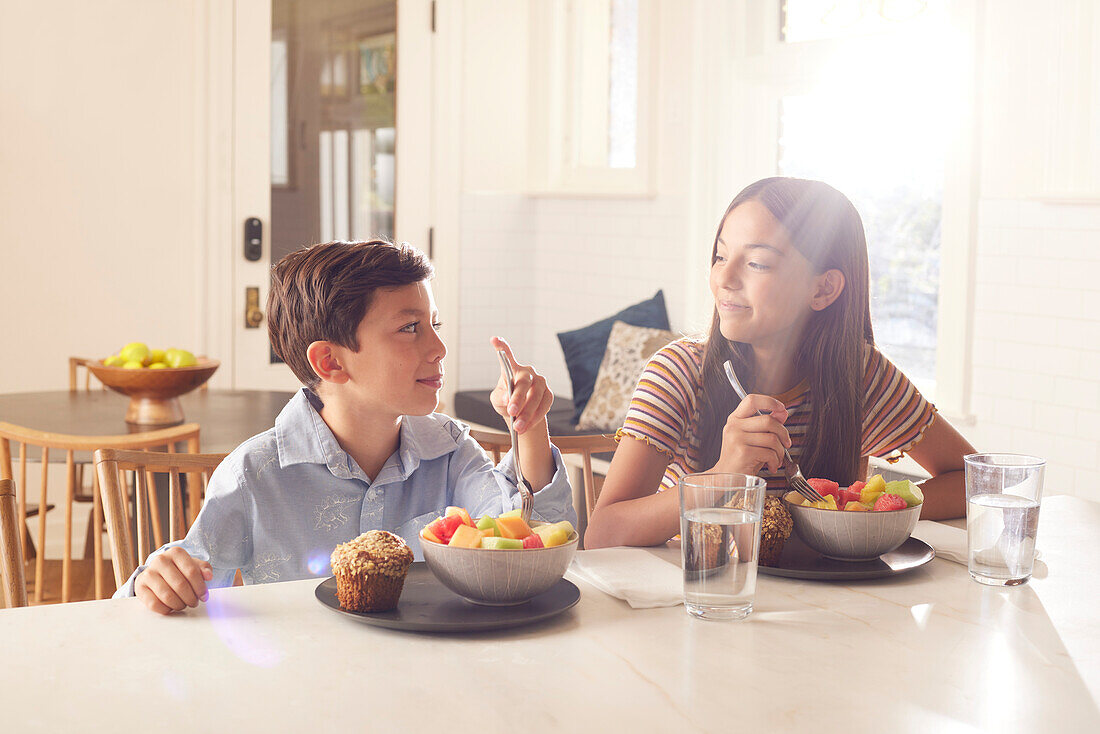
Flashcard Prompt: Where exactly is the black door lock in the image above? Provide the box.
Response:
[244,217,263,261]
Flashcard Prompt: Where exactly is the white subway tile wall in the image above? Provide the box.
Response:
[967,199,1100,501]
[457,192,692,403]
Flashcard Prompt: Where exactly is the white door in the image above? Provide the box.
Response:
[230,0,436,390]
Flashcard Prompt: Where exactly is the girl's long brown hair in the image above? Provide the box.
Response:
[696,178,874,485]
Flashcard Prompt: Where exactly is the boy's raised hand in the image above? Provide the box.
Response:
[489,337,553,435]
[134,546,214,615]
[714,394,792,476]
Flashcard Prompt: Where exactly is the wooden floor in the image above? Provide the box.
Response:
[23,558,117,605]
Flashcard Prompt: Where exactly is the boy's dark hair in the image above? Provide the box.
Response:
[267,239,435,387]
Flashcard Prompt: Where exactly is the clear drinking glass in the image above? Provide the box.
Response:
[964,453,1045,586]
[679,473,767,620]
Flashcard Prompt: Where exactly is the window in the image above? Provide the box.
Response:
[528,0,655,195]
[777,82,946,393]
[773,0,956,400]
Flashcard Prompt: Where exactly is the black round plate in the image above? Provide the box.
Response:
[758,534,935,580]
[314,562,581,632]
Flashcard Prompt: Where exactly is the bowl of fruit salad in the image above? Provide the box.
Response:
[782,475,924,561]
[419,507,578,605]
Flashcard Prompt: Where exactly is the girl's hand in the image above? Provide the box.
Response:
[713,394,792,475]
[489,337,553,434]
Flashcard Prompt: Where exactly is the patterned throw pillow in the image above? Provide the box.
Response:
[577,321,677,432]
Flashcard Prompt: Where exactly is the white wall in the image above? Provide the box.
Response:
[961,1,1100,500]
[0,2,213,393]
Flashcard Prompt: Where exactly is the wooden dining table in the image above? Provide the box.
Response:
[1,495,1096,732]
[0,388,297,455]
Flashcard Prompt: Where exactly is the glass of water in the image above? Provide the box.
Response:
[964,453,1045,586]
[679,473,767,620]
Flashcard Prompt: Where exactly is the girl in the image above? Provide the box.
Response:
[584,177,974,549]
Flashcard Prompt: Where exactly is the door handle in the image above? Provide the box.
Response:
[245,287,264,328]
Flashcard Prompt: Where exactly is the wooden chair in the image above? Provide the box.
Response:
[69,356,105,392]
[95,449,227,590]
[1,479,28,608]
[469,429,618,521]
[0,422,201,604]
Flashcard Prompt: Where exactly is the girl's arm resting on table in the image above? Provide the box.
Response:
[583,436,680,548]
[906,413,975,521]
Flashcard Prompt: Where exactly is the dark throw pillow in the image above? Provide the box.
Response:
[557,290,671,423]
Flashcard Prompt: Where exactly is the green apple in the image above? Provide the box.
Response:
[165,348,198,368]
[119,342,150,365]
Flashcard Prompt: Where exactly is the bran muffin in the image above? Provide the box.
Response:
[330,530,414,612]
[759,496,793,566]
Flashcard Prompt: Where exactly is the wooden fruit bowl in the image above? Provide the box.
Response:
[85,358,220,425]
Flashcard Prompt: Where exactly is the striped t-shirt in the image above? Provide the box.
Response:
[616,338,936,494]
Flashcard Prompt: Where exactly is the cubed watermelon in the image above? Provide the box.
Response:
[425,517,449,542]
[807,478,841,501]
[440,513,465,541]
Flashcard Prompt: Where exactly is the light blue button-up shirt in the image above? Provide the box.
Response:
[114,389,576,597]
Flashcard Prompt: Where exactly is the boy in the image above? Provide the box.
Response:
[117,240,576,614]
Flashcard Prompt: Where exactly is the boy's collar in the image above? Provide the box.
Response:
[275,388,465,477]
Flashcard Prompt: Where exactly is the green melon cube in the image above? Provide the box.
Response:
[481,536,523,550]
[884,479,924,507]
[475,515,499,535]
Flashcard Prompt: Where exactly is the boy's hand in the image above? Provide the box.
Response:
[134,547,214,615]
[713,394,792,475]
[489,337,553,435]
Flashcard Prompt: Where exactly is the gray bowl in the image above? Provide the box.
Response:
[784,500,921,561]
[421,526,579,605]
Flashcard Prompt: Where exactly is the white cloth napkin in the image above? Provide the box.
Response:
[911,520,1041,566]
[569,548,683,608]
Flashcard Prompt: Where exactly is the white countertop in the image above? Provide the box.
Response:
[2,496,1097,732]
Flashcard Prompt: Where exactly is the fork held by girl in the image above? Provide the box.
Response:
[584,177,975,549]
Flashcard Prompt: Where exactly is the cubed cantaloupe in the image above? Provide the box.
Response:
[448,524,483,548]
[495,515,533,540]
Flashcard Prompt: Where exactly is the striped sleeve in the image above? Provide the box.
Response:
[616,340,702,458]
[861,347,937,459]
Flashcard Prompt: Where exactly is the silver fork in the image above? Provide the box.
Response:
[721,360,825,504]
[498,350,534,523]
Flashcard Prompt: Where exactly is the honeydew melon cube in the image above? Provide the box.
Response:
[475,515,499,535]
[884,479,924,507]
[447,524,482,548]
[498,508,522,519]
[481,536,523,550]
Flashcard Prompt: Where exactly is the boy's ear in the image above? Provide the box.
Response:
[306,341,349,384]
[810,269,845,311]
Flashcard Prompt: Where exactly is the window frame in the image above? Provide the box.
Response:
[527,0,658,197]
